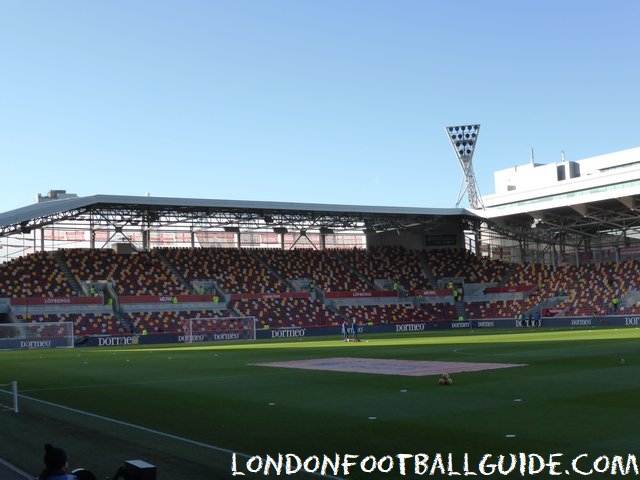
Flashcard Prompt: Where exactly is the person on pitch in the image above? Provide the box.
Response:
[351,317,360,342]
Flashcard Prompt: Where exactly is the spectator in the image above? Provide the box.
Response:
[38,443,77,480]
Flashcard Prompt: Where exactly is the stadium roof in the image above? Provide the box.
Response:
[1,188,637,254]
[0,194,481,238]
[480,196,640,250]
[485,195,640,237]
[481,147,640,244]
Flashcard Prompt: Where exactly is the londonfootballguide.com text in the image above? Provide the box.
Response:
[231,452,640,476]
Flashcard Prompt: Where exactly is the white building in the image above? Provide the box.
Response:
[483,147,640,218]
[478,147,640,265]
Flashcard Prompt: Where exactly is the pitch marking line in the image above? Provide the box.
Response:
[16,394,345,480]
[254,357,526,376]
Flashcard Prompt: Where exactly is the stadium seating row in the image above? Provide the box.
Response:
[1,247,638,336]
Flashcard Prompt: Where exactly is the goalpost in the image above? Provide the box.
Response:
[183,316,256,343]
[0,322,75,350]
[0,381,19,413]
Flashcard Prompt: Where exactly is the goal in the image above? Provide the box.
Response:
[183,316,256,343]
[0,381,19,413]
[0,322,75,350]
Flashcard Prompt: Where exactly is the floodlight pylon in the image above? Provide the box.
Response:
[446,124,484,210]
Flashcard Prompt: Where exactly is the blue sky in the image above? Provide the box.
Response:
[1,1,638,212]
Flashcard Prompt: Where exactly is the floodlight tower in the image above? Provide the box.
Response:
[446,124,484,210]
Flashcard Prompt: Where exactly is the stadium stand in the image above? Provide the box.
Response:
[336,303,435,325]
[0,251,74,298]
[254,248,371,292]
[63,248,191,296]
[161,247,288,294]
[338,245,434,291]
[13,312,122,336]
[426,248,510,285]
[124,309,234,334]
[1,247,639,336]
[232,297,338,329]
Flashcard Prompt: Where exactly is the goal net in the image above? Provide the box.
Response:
[0,381,19,413]
[183,316,256,343]
[0,322,75,350]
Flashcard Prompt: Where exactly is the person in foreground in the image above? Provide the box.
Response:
[38,443,78,480]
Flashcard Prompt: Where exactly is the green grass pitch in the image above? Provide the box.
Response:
[2,327,640,479]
